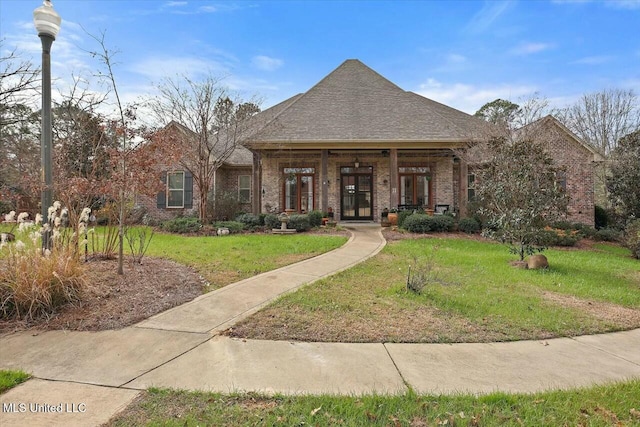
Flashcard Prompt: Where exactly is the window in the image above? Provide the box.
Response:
[167,171,185,208]
[238,175,251,203]
[467,172,476,202]
[283,168,315,212]
[399,167,431,207]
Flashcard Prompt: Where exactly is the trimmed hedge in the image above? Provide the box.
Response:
[594,227,621,242]
[212,221,245,234]
[538,229,580,247]
[264,214,280,229]
[308,210,323,227]
[235,213,262,228]
[458,217,481,234]
[287,214,311,232]
[397,210,414,228]
[402,214,456,233]
[161,217,202,234]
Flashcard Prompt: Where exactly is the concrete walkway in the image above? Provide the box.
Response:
[1,224,639,426]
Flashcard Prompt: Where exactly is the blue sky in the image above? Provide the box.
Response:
[1,0,639,115]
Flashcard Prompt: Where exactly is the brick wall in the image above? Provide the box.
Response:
[544,132,596,226]
[260,150,457,220]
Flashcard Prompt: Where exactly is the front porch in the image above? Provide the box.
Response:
[253,148,470,221]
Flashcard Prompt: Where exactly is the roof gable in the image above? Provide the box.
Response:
[245,59,490,146]
[519,115,605,162]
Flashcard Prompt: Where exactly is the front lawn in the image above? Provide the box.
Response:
[147,232,348,288]
[106,380,640,426]
[230,237,640,343]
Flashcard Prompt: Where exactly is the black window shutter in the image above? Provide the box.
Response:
[157,172,167,209]
[184,171,193,209]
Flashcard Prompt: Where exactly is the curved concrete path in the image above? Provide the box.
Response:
[1,224,639,427]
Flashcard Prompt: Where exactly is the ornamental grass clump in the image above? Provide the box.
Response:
[0,203,88,320]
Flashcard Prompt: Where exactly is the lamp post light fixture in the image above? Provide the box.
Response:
[33,0,61,249]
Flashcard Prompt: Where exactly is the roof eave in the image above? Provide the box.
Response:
[246,139,470,150]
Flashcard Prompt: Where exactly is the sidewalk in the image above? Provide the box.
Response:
[1,224,639,426]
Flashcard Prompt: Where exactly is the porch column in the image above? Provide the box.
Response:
[252,151,261,214]
[389,148,398,208]
[321,149,329,212]
[459,158,468,218]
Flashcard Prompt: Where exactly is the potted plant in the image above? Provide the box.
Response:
[321,211,329,226]
[387,208,398,226]
[381,207,390,226]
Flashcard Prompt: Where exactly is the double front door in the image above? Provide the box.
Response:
[340,166,373,220]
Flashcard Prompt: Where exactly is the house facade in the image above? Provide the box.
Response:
[151,59,601,226]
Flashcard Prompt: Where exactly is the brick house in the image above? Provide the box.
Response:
[516,115,603,225]
[151,59,601,226]
[137,121,253,221]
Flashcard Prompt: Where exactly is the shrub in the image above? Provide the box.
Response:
[538,228,580,247]
[403,213,431,233]
[287,214,311,232]
[624,220,640,259]
[594,227,622,242]
[264,214,280,230]
[429,215,456,232]
[0,204,87,320]
[397,210,414,228]
[211,190,242,221]
[406,250,440,294]
[573,223,597,239]
[212,221,244,234]
[307,210,323,227]
[235,213,261,228]
[594,205,608,230]
[125,226,154,264]
[161,217,202,234]
[458,217,481,234]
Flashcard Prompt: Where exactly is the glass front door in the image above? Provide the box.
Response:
[340,166,373,220]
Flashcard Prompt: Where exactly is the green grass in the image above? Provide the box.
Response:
[1,224,347,289]
[0,370,30,394]
[231,237,640,343]
[147,232,347,288]
[106,380,640,426]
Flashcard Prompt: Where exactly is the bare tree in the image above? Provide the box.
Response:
[0,40,40,127]
[558,89,640,206]
[52,75,113,226]
[560,89,640,155]
[85,30,141,275]
[147,75,259,221]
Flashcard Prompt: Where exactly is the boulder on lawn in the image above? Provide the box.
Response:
[527,254,549,270]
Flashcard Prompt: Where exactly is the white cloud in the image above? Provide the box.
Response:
[510,42,554,55]
[251,55,284,71]
[198,6,218,13]
[465,1,514,33]
[129,56,228,80]
[165,1,187,7]
[570,55,614,65]
[552,0,640,9]
[607,0,640,10]
[416,78,537,114]
[446,53,467,64]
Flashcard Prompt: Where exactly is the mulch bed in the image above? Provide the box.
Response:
[0,256,206,334]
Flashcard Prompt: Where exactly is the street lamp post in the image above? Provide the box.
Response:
[33,0,61,249]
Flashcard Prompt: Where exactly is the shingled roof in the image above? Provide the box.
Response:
[245,59,491,148]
